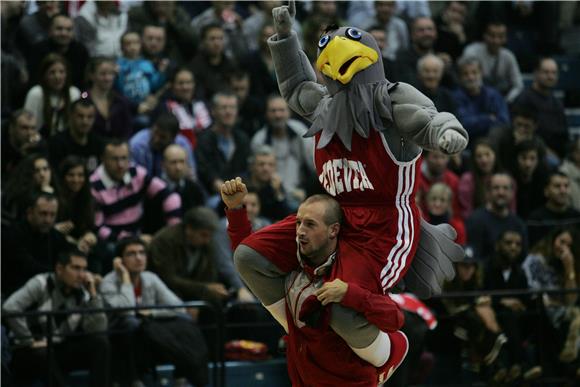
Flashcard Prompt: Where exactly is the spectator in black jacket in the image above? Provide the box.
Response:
[416,54,456,114]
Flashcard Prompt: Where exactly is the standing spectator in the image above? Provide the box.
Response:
[417,150,460,216]
[416,54,456,114]
[128,1,198,65]
[512,140,549,220]
[466,172,528,263]
[85,56,133,140]
[90,139,181,244]
[1,110,46,181]
[559,139,580,212]
[195,92,251,199]
[463,21,523,103]
[27,13,90,88]
[229,71,264,138]
[129,112,196,178]
[24,53,80,136]
[101,237,208,387]
[251,95,314,207]
[3,250,110,387]
[1,192,73,296]
[361,1,409,61]
[48,98,104,173]
[74,0,128,58]
[434,1,468,61]
[527,172,580,246]
[160,67,212,148]
[189,23,237,101]
[424,182,466,245]
[15,0,60,60]
[452,56,509,143]
[513,57,569,160]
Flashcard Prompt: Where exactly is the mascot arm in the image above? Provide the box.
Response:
[389,83,468,153]
[268,31,328,122]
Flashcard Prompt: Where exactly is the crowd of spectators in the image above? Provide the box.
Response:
[1,1,579,386]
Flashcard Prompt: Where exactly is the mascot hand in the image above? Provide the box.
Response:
[272,0,295,38]
[438,130,467,154]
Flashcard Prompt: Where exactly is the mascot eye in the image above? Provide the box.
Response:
[345,28,362,40]
[318,35,330,49]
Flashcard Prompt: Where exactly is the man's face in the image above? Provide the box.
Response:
[212,95,238,128]
[230,77,250,102]
[512,116,537,143]
[150,127,174,152]
[460,63,483,94]
[103,144,130,182]
[70,105,96,137]
[545,175,570,208]
[517,150,538,178]
[425,151,449,177]
[259,25,275,52]
[266,98,290,130]
[122,243,147,274]
[142,26,166,56]
[489,175,513,209]
[296,201,337,260]
[412,18,437,50]
[163,146,188,181]
[444,1,467,25]
[375,1,396,23]
[484,24,507,54]
[497,231,522,264]
[369,29,386,52]
[56,255,88,290]
[172,70,194,102]
[185,227,213,248]
[252,154,276,183]
[203,27,225,57]
[27,197,58,233]
[10,114,37,148]
[243,193,261,220]
[49,15,73,47]
[535,59,558,90]
[418,58,443,90]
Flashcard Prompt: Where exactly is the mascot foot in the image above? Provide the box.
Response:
[377,331,409,385]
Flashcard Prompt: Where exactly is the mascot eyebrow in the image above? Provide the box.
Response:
[322,24,339,34]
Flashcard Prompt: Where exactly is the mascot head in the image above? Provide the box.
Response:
[315,26,385,93]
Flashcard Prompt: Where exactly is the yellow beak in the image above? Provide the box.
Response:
[316,36,379,85]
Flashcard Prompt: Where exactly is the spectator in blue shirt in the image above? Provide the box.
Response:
[452,56,509,144]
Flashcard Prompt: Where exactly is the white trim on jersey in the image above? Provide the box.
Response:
[379,132,422,166]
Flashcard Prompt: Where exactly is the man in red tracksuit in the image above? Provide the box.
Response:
[221,178,409,386]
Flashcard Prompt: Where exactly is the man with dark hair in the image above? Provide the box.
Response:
[141,24,174,74]
[27,13,90,88]
[101,237,208,387]
[3,250,110,387]
[129,111,196,177]
[527,172,580,245]
[513,57,569,160]
[229,70,264,138]
[48,98,104,173]
[2,192,74,295]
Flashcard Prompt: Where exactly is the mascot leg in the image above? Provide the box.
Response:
[234,245,288,332]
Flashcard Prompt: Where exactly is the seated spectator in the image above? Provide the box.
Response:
[466,172,528,263]
[458,139,515,219]
[559,139,580,212]
[148,207,254,309]
[416,54,456,114]
[90,139,181,244]
[15,0,60,60]
[367,25,397,80]
[195,92,251,200]
[74,0,128,57]
[246,145,293,222]
[463,21,523,103]
[158,67,212,149]
[141,24,175,75]
[55,156,97,256]
[189,23,237,101]
[423,182,466,245]
[522,227,580,367]
[230,71,264,138]
[100,237,208,387]
[417,150,460,215]
[1,110,46,181]
[24,53,80,136]
[48,98,104,173]
[2,250,110,387]
[527,172,580,246]
[513,57,568,160]
[128,1,197,65]
[452,56,509,144]
[512,140,549,220]
[301,1,344,62]
[243,2,302,53]
[27,13,89,89]
[360,1,409,60]
[251,96,315,208]
[115,31,166,109]
[129,112,196,178]
[85,57,133,140]
[2,154,57,224]
[434,1,468,61]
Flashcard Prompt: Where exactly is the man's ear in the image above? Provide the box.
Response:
[329,223,340,239]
